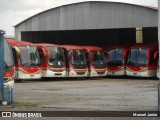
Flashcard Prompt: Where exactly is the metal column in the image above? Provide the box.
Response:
[0,30,5,103]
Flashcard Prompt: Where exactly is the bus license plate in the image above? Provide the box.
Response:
[55,73,62,75]
[133,73,137,75]
[112,72,115,75]
[30,75,34,77]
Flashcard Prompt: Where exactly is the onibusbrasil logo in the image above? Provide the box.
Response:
[2,112,42,118]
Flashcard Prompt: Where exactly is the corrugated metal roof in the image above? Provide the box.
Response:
[14,1,157,27]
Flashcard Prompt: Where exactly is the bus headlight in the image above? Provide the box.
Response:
[7,75,15,83]
[18,70,25,76]
[3,75,14,87]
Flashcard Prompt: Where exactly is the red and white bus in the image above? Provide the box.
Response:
[106,45,131,76]
[155,51,160,78]
[81,46,107,77]
[61,45,89,77]
[126,44,158,77]
[37,44,67,78]
[4,38,15,87]
[6,38,41,81]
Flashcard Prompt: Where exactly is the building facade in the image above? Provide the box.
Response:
[15,1,158,46]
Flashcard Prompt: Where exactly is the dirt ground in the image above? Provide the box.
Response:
[0,77,159,112]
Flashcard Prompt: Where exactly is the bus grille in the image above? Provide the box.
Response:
[76,72,86,75]
[97,71,105,75]
[93,64,106,68]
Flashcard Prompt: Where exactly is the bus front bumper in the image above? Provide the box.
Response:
[107,68,125,76]
[90,69,107,77]
[16,70,42,79]
[126,69,157,77]
[69,69,89,77]
[42,69,67,77]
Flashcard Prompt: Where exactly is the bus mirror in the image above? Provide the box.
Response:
[107,52,110,60]
[14,46,22,57]
[68,51,73,60]
[19,50,22,57]
[90,52,94,60]
[48,51,51,57]
[85,51,89,61]
[45,50,50,57]
[146,51,150,58]
[154,51,158,59]
[104,51,107,60]
[122,51,127,58]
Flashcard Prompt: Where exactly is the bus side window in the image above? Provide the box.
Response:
[38,48,44,63]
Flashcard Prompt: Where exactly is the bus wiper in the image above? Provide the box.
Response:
[114,60,122,63]
[35,63,41,66]
[22,62,31,66]
[128,61,135,66]
[4,62,9,69]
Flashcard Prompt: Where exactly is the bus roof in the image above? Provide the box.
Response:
[36,43,58,47]
[80,46,102,51]
[5,38,36,46]
[60,45,83,50]
[131,44,158,49]
[106,45,133,51]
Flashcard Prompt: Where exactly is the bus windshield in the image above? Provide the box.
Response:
[71,50,87,68]
[46,46,65,68]
[127,48,148,67]
[91,50,106,68]
[19,46,40,67]
[4,40,13,72]
[107,48,124,66]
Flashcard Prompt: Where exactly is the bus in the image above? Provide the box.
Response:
[126,44,158,77]
[155,51,160,78]
[61,45,89,78]
[106,45,131,76]
[81,46,107,77]
[6,38,41,81]
[36,44,67,78]
[4,38,15,87]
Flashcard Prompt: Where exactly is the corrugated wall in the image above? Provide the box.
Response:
[15,2,158,40]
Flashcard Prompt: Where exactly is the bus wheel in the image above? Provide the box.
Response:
[42,77,50,81]
[85,77,91,80]
[15,79,22,83]
[65,77,70,80]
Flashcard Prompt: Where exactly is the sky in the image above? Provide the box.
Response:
[0,0,158,36]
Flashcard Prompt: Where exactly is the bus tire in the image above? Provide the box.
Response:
[15,79,22,82]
